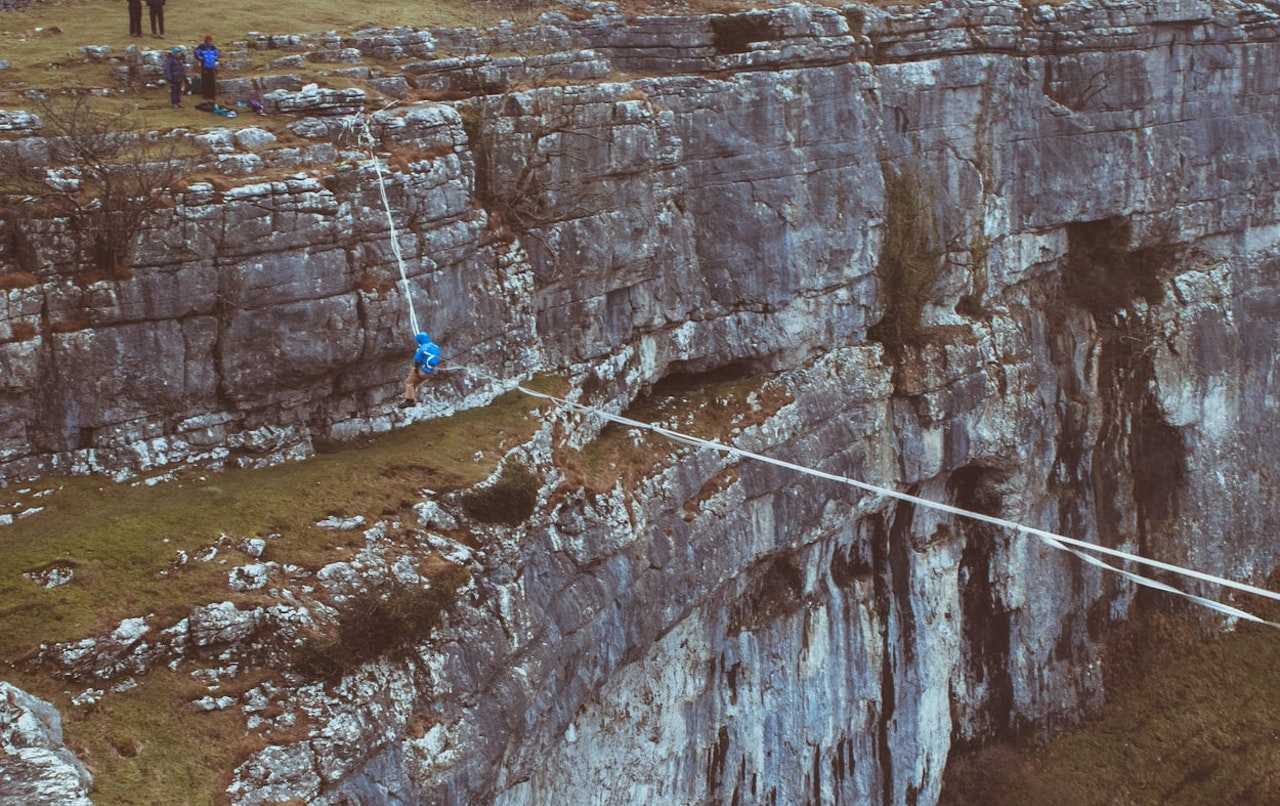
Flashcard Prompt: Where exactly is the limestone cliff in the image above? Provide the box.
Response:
[2,1,1280,804]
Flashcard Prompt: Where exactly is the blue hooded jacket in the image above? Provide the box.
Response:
[413,333,440,373]
[194,42,220,69]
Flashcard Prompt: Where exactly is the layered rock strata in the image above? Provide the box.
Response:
[2,1,1279,804]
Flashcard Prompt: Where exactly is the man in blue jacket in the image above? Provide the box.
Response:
[193,35,219,100]
[400,333,442,408]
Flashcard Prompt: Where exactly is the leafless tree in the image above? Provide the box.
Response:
[0,96,184,278]
[453,49,609,246]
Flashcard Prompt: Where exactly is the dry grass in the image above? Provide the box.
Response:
[558,365,791,495]
[942,605,1280,806]
[5,665,273,806]
[0,271,40,289]
[459,459,539,525]
[0,0,541,82]
[4,320,38,341]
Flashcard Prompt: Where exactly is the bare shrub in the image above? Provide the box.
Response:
[455,52,609,245]
[460,459,539,525]
[868,164,944,352]
[0,97,184,279]
[293,566,470,681]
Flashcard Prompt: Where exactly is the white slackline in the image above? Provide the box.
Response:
[515,384,1280,628]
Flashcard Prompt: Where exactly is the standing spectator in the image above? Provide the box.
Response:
[163,48,186,109]
[194,35,220,100]
[147,0,165,37]
[127,0,143,37]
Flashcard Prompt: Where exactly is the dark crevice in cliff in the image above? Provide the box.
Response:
[1063,218,1188,618]
[948,465,1014,747]
[869,507,908,806]
[705,724,731,798]
[32,290,74,454]
[710,16,782,55]
[648,356,775,394]
[728,553,803,634]
[886,498,918,668]
[830,534,874,589]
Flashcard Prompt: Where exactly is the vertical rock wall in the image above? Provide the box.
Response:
[3,2,1280,804]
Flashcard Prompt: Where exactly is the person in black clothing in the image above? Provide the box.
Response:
[163,48,186,109]
[127,0,143,37]
[147,0,165,37]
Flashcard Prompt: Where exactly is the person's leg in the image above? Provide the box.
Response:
[202,68,216,99]
[156,7,163,36]
[129,5,141,36]
[148,7,157,35]
[402,369,419,403]
[169,81,180,108]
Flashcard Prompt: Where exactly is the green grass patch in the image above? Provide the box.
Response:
[0,377,564,662]
[0,0,541,79]
[941,609,1280,805]
[6,665,274,806]
[0,0,550,134]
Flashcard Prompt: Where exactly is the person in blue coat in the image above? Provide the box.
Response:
[400,333,442,408]
[193,35,219,100]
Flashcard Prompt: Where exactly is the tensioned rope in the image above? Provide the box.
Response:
[514,383,1280,629]
[355,113,421,338]
[350,109,1278,629]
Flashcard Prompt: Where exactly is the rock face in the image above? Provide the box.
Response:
[3,2,1280,805]
[0,683,93,806]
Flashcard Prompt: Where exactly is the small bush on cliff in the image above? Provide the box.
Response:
[868,164,944,352]
[294,566,471,680]
[455,58,609,248]
[460,459,539,525]
[0,97,183,279]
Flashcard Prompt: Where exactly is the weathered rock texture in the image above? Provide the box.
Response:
[3,1,1280,804]
[0,682,92,805]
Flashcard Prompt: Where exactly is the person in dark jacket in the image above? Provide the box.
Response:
[127,0,143,37]
[163,48,186,109]
[147,0,165,37]
[193,35,219,100]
